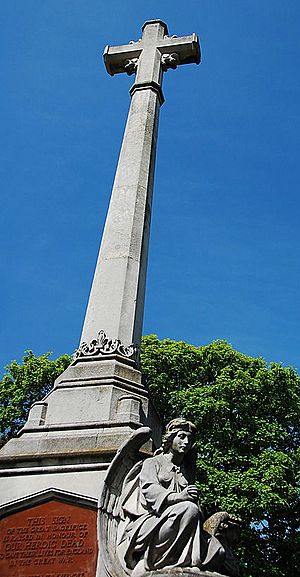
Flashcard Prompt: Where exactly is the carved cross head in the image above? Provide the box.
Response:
[104,20,200,104]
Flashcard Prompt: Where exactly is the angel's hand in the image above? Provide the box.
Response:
[186,485,198,501]
[168,485,199,504]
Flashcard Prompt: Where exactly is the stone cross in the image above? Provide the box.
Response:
[80,20,200,357]
[0,21,201,543]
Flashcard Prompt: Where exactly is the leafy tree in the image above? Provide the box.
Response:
[140,335,300,577]
[0,350,71,445]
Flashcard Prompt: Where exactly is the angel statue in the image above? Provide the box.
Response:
[98,419,241,577]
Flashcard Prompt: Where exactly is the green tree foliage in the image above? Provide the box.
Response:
[140,335,300,577]
[0,351,71,445]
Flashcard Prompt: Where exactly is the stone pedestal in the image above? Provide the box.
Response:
[0,356,161,505]
[0,355,161,577]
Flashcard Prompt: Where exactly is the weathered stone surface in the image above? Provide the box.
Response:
[0,470,106,504]
[81,82,160,351]
[0,356,161,471]
[56,356,143,387]
[0,352,160,505]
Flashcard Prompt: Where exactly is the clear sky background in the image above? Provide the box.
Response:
[1,1,299,373]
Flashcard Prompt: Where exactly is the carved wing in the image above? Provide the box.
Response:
[97,427,152,577]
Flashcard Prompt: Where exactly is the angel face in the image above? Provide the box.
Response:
[171,430,193,455]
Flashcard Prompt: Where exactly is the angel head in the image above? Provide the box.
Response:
[160,418,197,455]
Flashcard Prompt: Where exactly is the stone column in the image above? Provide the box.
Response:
[81,82,161,349]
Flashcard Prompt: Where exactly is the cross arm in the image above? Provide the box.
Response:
[157,33,201,66]
[104,42,143,76]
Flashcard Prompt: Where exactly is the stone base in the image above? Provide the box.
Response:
[0,355,161,505]
[0,355,162,576]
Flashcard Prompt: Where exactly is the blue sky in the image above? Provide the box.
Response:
[1,0,300,372]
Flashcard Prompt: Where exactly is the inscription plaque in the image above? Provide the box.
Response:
[0,500,98,577]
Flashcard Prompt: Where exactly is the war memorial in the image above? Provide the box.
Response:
[0,20,241,577]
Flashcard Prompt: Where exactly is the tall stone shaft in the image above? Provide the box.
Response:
[81,80,159,349]
[81,20,200,350]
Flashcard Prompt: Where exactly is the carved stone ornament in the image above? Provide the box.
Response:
[98,420,242,577]
[74,330,139,361]
[124,57,139,75]
[161,52,180,71]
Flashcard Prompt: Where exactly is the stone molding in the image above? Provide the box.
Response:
[0,487,97,518]
[0,462,109,477]
[129,79,165,105]
[74,330,139,362]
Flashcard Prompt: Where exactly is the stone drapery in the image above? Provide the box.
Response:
[117,452,225,574]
